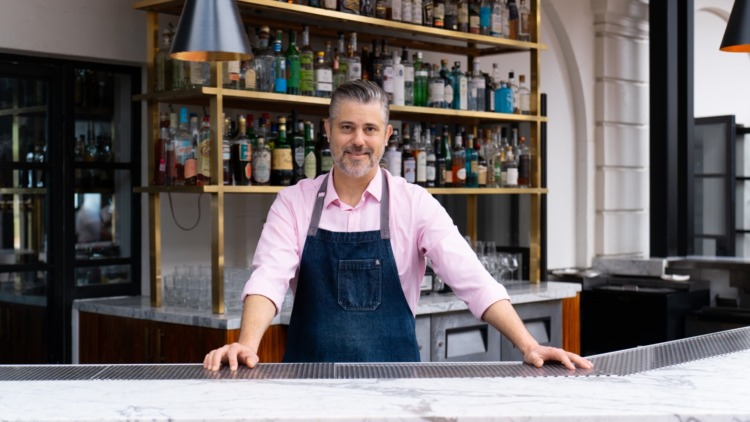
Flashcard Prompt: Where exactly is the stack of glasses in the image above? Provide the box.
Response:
[163,265,252,313]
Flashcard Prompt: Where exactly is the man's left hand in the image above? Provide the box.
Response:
[523,345,593,370]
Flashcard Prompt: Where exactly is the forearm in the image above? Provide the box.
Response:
[237,294,278,352]
[482,299,539,355]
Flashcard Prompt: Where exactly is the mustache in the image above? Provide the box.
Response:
[343,145,374,155]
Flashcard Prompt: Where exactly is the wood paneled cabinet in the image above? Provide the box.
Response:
[78,312,286,364]
[0,301,47,364]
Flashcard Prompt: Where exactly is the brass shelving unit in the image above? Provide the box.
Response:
[134,0,546,314]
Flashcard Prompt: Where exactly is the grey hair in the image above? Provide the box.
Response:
[329,80,390,125]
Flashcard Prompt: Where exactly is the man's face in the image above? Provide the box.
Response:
[325,100,393,180]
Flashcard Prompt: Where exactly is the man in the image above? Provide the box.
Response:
[204,80,592,370]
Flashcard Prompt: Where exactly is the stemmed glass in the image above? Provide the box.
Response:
[484,241,499,280]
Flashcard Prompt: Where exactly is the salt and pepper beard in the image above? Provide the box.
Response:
[331,139,386,179]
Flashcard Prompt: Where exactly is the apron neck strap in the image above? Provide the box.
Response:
[307,170,391,239]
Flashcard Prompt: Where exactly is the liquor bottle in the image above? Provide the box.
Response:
[339,0,361,15]
[504,146,518,187]
[444,0,457,30]
[332,49,347,91]
[171,108,192,186]
[401,48,414,106]
[465,133,478,187]
[483,129,496,187]
[490,0,504,37]
[153,112,169,185]
[508,70,519,113]
[438,126,453,187]
[402,133,416,184]
[303,121,317,180]
[314,51,333,98]
[468,0,481,33]
[240,54,255,91]
[183,114,199,186]
[381,40,394,102]
[346,33,362,81]
[518,0,530,41]
[440,60,454,109]
[224,59,241,89]
[252,137,272,185]
[231,115,252,185]
[496,127,508,186]
[286,30,302,95]
[517,135,530,187]
[385,128,402,177]
[317,120,333,175]
[428,64,445,108]
[518,74,530,114]
[451,132,466,187]
[154,27,174,92]
[413,124,426,186]
[300,26,315,96]
[391,0,403,20]
[272,117,293,185]
[402,0,413,23]
[423,0,434,26]
[412,0,423,25]
[469,58,486,111]
[476,133,487,188]
[197,115,211,185]
[413,52,428,107]
[375,0,387,18]
[425,129,437,187]
[494,81,513,113]
[457,0,469,31]
[336,33,349,79]
[507,0,519,39]
[323,0,337,10]
[432,0,445,27]
[361,0,374,16]
[222,116,232,185]
[273,30,288,94]
[291,116,306,184]
[479,0,491,35]
[451,61,467,110]
[254,26,275,93]
[393,54,405,106]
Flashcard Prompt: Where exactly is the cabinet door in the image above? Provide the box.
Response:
[0,301,47,363]
[79,312,149,363]
[430,310,501,362]
[500,300,562,362]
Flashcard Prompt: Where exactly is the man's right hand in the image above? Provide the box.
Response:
[203,342,259,371]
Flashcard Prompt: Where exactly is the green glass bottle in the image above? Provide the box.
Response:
[300,26,315,96]
[303,121,317,180]
[285,30,302,95]
[271,117,293,185]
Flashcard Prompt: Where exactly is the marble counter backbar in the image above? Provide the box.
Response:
[1,327,749,422]
[73,281,581,330]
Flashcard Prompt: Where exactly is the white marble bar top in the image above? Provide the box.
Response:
[0,345,747,421]
[73,281,581,331]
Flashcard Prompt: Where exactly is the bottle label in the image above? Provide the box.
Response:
[184,158,197,179]
[416,150,426,182]
[433,3,444,26]
[300,68,315,93]
[190,62,205,85]
[347,62,362,81]
[304,151,317,179]
[386,150,402,177]
[272,148,293,170]
[324,0,337,8]
[403,0,413,22]
[392,0,402,20]
[506,167,518,186]
[315,69,333,84]
[239,143,250,162]
[444,166,453,184]
[295,146,305,167]
[383,65,395,93]
[244,68,257,90]
[404,66,414,83]
[429,81,444,103]
[253,151,271,184]
[470,15,480,33]
[321,155,334,172]
[404,158,416,183]
[456,167,466,181]
[459,77,468,109]
[227,61,241,80]
[478,165,487,185]
[426,164,436,182]
[223,143,231,160]
[198,139,211,177]
[444,84,454,106]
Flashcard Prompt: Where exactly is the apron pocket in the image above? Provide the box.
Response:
[337,259,382,311]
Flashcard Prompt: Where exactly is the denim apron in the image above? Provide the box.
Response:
[283,170,421,362]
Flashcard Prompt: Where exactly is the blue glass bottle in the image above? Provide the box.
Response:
[494,81,513,113]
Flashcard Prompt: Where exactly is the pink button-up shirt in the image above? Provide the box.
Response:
[242,168,510,320]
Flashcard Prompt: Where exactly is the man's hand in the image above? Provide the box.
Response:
[203,342,259,371]
[523,344,593,370]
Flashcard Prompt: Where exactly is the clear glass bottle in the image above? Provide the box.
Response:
[401,48,414,106]
[273,30,288,94]
[381,40,394,102]
[518,73,530,114]
[402,0,413,23]
[504,146,518,187]
[222,116,232,185]
[451,61,467,110]
[254,26,275,93]
[314,51,333,98]
[223,59,241,89]
[470,58,486,111]
[490,0,504,37]
[392,0,403,20]
[385,128,402,177]
[414,124,426,186]
[171,107,192,186]
[300,26,315,96]
[252,137,272,186]
[346,33,362,81]
[286,30,302,95]
[412,0,423,25]
[517,135,530,187]
[439,60,454,109]
[272,117,293,186]
[428,63,445,108]
[392,54,406,106]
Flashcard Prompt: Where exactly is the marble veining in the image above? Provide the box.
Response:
[74,282,580,329]
[0,348,748,421]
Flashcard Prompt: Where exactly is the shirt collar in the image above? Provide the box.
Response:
[324,167,384,210]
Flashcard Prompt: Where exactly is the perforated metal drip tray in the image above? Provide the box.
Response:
[3,327,750,381]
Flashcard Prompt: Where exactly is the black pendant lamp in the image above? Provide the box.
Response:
[721,0,750,52]
[170,0,253,61]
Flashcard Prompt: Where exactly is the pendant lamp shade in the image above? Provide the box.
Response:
[170,0,253,61]
[721,0,750,52]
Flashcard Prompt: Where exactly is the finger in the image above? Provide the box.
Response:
[559,353,576,370]
[572,354,594,369]
[246,352,260,369]
[227,347,240,371]
[203,352,212,370]
[210,346,227,371]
